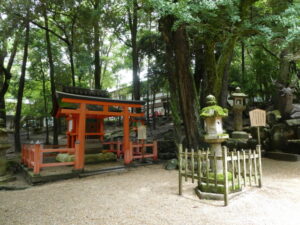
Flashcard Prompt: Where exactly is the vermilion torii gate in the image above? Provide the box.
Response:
[54,90,153,170]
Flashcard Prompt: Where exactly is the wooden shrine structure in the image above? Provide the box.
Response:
[21,87,158,174]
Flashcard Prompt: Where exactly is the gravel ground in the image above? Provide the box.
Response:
[0,158,300,225]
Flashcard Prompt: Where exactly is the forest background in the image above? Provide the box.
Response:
[0,0,299,151]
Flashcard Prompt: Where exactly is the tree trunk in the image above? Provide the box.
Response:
[0,34,19,127]
[128,0,140,101]
[41,68,50,144]
[14,18,30,152]
[279,49,290,86]
[68,45,76,87]
[204,36,237,103]
[159,16,183,145]
[43,5,58,145]
[94,0,101,90]
[173,25,201,149]
[220,49,234,107]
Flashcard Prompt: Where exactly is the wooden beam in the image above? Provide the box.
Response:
[62,97,144,108]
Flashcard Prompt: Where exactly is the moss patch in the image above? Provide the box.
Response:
[56,152,117,164]
[200,105,228,118]
[199,172,241,194]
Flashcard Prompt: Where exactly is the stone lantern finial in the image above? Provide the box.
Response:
[206,95,217,106]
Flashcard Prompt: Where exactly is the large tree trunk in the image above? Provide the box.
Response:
[173,25,201,149]
[43,5,58,145]
[160,15,201,149]
[93,0,101,90]
[0,35,19,127]
[204,36,237,103]
[128,0,140,101]
[159,16,183,145]
[14,18,30,152]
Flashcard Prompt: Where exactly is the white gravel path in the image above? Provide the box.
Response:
[0,158,300,225]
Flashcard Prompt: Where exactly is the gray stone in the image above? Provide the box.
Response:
[231,131,250,139]
[285,119,300,126]
[165,158,178,170]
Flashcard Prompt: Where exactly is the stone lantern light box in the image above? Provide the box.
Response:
[200,95,229,142]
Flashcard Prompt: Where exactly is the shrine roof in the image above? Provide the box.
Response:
[56,91,145,105]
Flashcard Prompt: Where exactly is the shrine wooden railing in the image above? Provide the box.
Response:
[103,141,123,158]
[178,145,263,206]
[130,140,158,160]
[21,144,78,174]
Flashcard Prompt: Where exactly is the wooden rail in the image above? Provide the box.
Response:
[130,140,158,161]
[178,145,262,206]
[21,144,78,174]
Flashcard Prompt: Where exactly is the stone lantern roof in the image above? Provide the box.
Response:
[200,95,228,118]
[231,87,247,98]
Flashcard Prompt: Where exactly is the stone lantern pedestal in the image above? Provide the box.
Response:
[200,95,229,174]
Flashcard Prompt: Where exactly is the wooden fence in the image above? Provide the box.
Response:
[178,145,263,206]
[21,144,77,174]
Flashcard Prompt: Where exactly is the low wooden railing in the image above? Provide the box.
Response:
[178,145,263,206]
[103,141,123,158]
[21,144,77,174]
[130,140,158,160]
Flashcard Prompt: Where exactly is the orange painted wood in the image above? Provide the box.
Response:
[41,162,75,167]
[33,144,41,174]
[76,103,86,170]
[123,107,131,164]
[41,148,75,153]
[60,108,145,118]
[61,97,144,108]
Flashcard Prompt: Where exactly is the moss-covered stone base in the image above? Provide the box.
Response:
[56,152,117,164]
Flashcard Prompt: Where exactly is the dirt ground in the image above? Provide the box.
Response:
[0,158,300,225]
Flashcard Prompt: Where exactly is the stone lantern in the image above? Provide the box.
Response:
[231,87,249,139]
[200,95,229,173]
[0,119,11,177]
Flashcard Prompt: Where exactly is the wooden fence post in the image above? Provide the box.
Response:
[198,150,202,187]
[153,140,158,160]
[257,145,263,188]
[33,144,41,174]
[74,141,80,170]
[222,146,229,206]
[178,144,183,195]
[191,148,195,183]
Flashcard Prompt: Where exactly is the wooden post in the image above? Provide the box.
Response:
[206,150,209,187]
[117,139,121,158]
[178,144,183,195]
[231,151,235,190]
[257,145,263,187]
[77,103,86,170]
[249,150,252,186]
[74,141,80,170]
[253,149,258,185]
[153,140,158,160]
[33,144,41,174]
[222,146,229,206]
[242,150,246,186]
[191,148,195,183]
[237,151,241,189]
[185,148,188,182]
[99,118,104,142]
[198,150,202,187]
[257,127,261,145]
[123,107,131,164]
